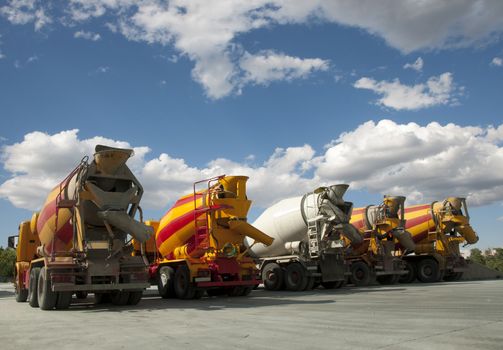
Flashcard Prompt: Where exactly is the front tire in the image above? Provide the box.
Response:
[127,291,143,305]
[15,284,28,302]
[262,263,284,291]
[349,261,373,286]
[28,267,41,308]
[417,258,439,283]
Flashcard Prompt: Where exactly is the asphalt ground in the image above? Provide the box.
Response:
[0,280,502,350]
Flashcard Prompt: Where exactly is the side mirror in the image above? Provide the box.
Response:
[8,235,17,249]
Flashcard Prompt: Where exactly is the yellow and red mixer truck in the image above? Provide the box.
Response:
[348,196,416,286]
[141,175,274,299]
[8,145,153,310]
[399,197,479,283]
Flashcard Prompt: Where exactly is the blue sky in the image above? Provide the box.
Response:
[0,1,502,249]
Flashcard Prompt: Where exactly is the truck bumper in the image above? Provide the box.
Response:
[52,282,149,292]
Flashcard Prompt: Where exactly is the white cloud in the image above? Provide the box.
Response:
[239,50,329,86]
[4,1,503,98]
[491,57,502,66]
[0,0,51,31]
[354,72,459,110]
[1,122,503,212]
[74,30,101,41]
[403,57,424,72]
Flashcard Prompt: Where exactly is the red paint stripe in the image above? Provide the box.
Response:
[404,204,430,214]
[352,208,365,215]
[405,214,432,229]
[37,197,58,231]
[156,206,205,247]
[173,193,203,208]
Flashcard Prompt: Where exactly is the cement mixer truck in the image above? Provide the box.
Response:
[247,184,362,291]
[144,175,274,299]
[347,196,415,286]
[8,145,153,310]
[399,197,478,283]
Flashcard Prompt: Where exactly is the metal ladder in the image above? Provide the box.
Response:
[307,218,320,259]
[192,175,224,250]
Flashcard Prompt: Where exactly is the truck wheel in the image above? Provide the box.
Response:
[15,284,28,302]
[38,266,58,310]
[262,263,284,291]
[56,292,72,309]
[350,261,373,286]
[417,258,439,283]
[28,267,41,308]
[127,291,143,305]
[174,265,196,299]
[111,291,130,305]
[158,266,176,298]
[284,263,308,291]
[399,261,416,283]
[377,274,399,285]
[75,291,88,299]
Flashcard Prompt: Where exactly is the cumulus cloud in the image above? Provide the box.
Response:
[240,50,329,86]
[1,122,502,211]
[74,30,101,41]
[354,72,460,110]
[5,1,503,98]
[491,57,502,66]
[403,57,424,72]
[0,0,51,31]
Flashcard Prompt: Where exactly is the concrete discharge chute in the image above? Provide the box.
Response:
[248,184,361,291]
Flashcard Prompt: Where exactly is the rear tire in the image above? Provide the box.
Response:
[55,292,72,310]
[28,267,41,308]
[157,266,176,299]
[15,284,28,303]
[399,260,416,284]
[262,263,284,291]
[304,276,315,291]
[207,288,226,297]
[284,263,308,291]
[127,291,143,305]
[94,293,111,304]
[111,291,130,306]
[174,265,196,299]
[417,258,439,283]
[349,261,373,286]
[38,267,58,310]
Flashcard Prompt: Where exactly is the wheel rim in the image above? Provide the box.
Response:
[355,268,365,281]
